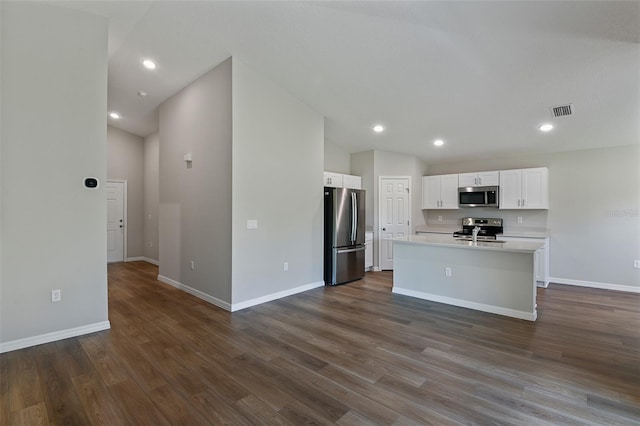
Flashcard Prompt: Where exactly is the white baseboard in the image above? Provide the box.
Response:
[392,287,537,321]
[0,321,111,354]
[372,266,381,272]
[231,281,324,312]
[156,275,324,313]
[549,277,640,293]
[125,256,159,266]
[157,275,232,311]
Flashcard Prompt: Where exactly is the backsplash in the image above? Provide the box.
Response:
[423,208,549,231]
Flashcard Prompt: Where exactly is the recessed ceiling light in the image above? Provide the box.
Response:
[109,112,121,119]
[142,59,157,70]
[433,139,445,147]
[373,124,384,133]
[138,91,148,97]
[538,123,554,132]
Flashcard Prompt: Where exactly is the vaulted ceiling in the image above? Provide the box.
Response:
[58,1,640,164]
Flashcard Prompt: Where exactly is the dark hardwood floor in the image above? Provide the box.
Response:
[2,261,639,425]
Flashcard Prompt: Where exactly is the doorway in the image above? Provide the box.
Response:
[107,180,127,263]
[378,176,411,270]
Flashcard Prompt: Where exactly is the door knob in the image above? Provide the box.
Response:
[382,227,386,231]
[119,225,123,228]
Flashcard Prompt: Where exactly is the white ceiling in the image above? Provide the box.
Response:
[58,1,639,164]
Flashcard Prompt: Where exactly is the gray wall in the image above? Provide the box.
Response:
[144,132,159,262]
[1,3,109,345]
[426,144,640,288]
[159,58,233,303]
[351,150,428,268]
[107,125,144,258]
[324,140,351,174]
[231,59,324,304]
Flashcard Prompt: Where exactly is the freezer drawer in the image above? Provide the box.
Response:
[326,245,365,286]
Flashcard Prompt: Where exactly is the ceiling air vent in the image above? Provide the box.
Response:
[550,103,573,118]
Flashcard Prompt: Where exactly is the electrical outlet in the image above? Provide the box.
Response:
[51,289,61,302]
[283,262,289,271]
[148,242,153,248]
[517,216,523,224]
[438,216,443,222]
[445,267,452,277]
[190,260,195,271]
[634,260,640,269]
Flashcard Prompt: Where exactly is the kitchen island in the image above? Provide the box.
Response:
[392,234,544,321]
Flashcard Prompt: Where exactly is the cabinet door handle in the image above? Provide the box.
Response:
[517,199,520,207]
[522,199,525,207]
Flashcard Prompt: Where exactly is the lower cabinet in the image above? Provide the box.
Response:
[365,231,373,270]
[501,236,549,287]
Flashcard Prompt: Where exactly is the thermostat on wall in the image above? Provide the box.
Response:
[84,177,99,189]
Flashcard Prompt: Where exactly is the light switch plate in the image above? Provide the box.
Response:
[247,219,258,229]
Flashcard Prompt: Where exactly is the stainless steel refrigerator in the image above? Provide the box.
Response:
[324,187,366,285]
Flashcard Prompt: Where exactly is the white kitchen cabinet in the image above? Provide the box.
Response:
[324,172,343,188]
[365,231,373,270]
[458,171,499,187]
[422,174,459,209]
[501,236,549,287]
[343,174,362,189]
[324,172,361,189]
[499,167,548,209]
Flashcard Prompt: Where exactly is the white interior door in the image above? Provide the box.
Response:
[107,181,125,263]
[379,177,410,270]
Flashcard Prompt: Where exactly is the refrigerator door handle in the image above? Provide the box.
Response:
[336,246,366,254]
[351,192,357,243]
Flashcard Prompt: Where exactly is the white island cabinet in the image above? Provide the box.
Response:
[392,234,543,321]
[499,167,548,209]
[422,174,459,209]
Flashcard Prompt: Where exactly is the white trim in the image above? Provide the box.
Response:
[378,176,412,271]
[392,287,537,321]
[371,266,381,272]
[157,275,232,311]
[0,321,111,354]
[156,275,324,313]
[231,281,324,312]
[107,179,128,262]
[143,257,159,266]
[549,277,640,293]
[125,257,158,266]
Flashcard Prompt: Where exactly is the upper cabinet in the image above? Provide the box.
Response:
[422,174,459,209]
[458,171,499,187]
[499,167,548,209]
[324,172,361,189]
[343,174,362,190]
[324,172,343,188]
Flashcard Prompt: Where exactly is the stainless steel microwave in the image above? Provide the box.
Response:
[458,186,499,207]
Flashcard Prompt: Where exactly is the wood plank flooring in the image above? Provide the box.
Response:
[1,261,639,425]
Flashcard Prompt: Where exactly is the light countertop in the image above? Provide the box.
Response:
[415,225,549,239]
[394,234,544,253]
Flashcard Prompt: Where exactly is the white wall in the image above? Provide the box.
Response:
[324,140,351,174]
[107,126,144,258]
[158,58,233,304]
[144,132,159,262]
[1,3,109,349]
[232,59,324,305]
[426,145,640,289]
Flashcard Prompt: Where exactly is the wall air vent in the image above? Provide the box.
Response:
[550,103,573,118]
